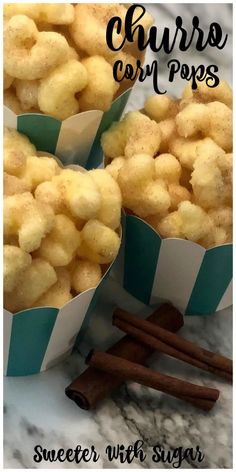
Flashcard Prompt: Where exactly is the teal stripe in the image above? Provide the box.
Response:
[75,268,112,348]
[17,114,61,154]
[7,307,59,376]
[86,89,132,170]
[185,244,232,316]
[123,215,161,305]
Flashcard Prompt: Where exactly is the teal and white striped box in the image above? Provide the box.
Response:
[4,108,124,375]
[4,87,131,171]
[4,266,112,376]
[112,214,232,316]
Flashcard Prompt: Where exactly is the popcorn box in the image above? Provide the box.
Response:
[3,115,122,376]
[4,265,113,376]
[4,86,131,171]
[112,214,232,316]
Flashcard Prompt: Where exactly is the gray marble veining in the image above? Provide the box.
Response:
[4,3,232,469]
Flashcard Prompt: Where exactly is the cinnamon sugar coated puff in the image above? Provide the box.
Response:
[38,60,88,119]
[4,245,32,293]
[79,220,120,264]
[33,268,72,308]
[71,260,102,293]
[102,79,232,248]
[101,111,161,159]
[79,56,119,112]
[4,258,57,313]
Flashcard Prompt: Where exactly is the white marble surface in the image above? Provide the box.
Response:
[4,278,232,469]
[4,3,232,469]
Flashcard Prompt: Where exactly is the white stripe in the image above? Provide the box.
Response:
[3,310,13,375]
[40,289,95,372]
[4,106,17,129]
[150,239,205,313]
[216,279,233,311]
[55,111,103,167]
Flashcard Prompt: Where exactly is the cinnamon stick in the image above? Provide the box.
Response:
[114,317,232,382]
[87,351,219,410]
[65,304,183,409]
[113,308,232,381]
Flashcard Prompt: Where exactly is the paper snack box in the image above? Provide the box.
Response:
[112,214,232,316]
[4,87,131,171]
[4,270,112,377]
[4,123,122,376]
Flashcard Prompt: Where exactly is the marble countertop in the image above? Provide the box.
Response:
[4,278,232,469]
[4,4,232,469]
